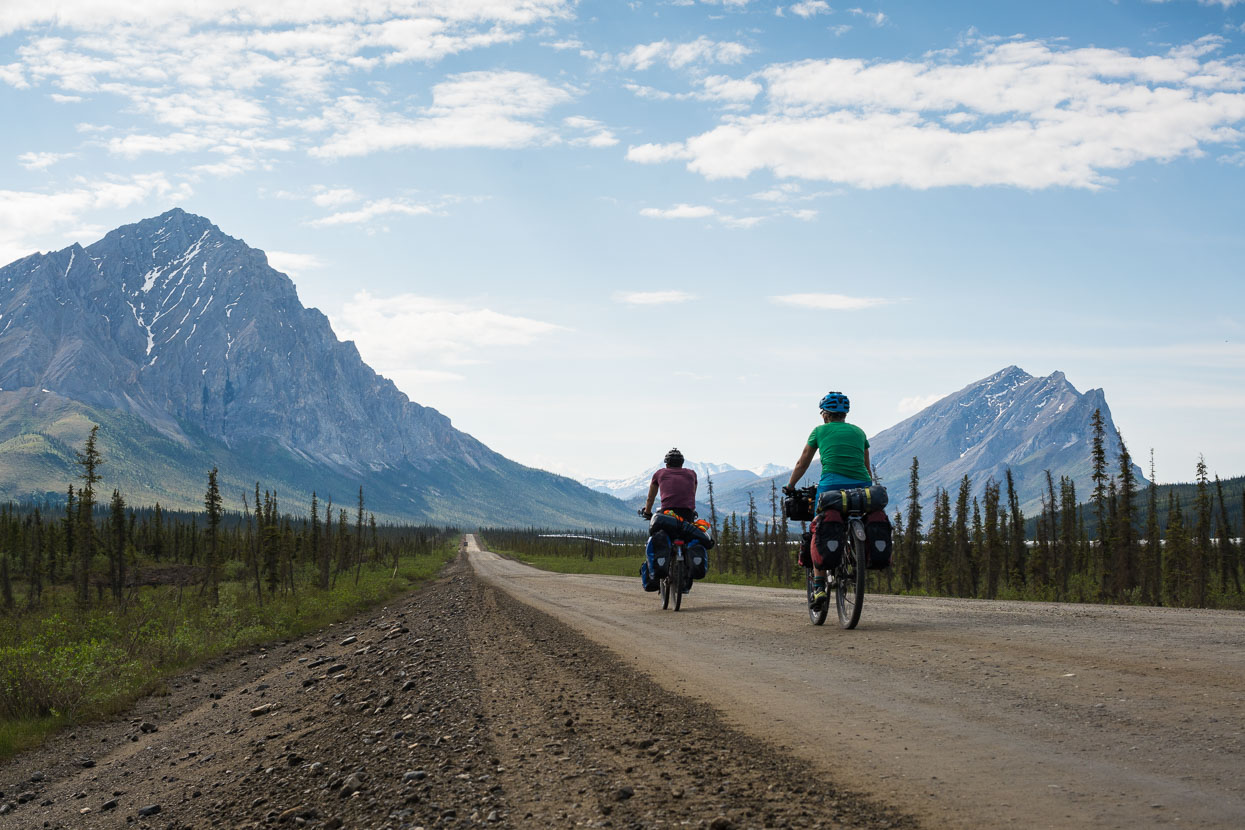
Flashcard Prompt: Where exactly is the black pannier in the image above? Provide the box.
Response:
[783,486,817,522]
[864,510,893,570]
[816,485,888,515]
[810,510,845,571]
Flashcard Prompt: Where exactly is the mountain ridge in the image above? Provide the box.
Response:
[0,209,632,527]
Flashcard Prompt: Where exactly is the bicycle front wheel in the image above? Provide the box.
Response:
[806,568,828,625]
[836,540,865,629]
[660,573,670,609]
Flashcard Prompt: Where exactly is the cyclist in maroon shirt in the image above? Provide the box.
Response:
[640,448,697,522]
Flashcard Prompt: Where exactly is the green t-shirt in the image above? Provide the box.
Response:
[807,421,871,483]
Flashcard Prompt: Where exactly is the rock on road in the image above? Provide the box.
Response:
[467,535,1245,828]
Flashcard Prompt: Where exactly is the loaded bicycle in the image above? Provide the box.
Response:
[638,509,712,611]
[785,484,890,629]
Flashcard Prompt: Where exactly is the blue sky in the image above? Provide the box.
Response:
[2,0,1243,484]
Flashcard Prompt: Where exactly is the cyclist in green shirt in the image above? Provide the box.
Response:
[784,392,872,606]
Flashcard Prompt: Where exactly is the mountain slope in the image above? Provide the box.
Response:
[0,209,631,527]
[699,367,1141,522]
[869,366,1143,517]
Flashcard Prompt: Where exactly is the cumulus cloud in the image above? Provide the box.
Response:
[564,116,618,147]
[613,290,697,305]
[626,142,693,163]
[307,197,441,226]
[265,250,326,277]
[333,291,564,371]
[790,1,833,18]
[0,2,573,177]
[0,173,191,264]
[770,293,895,310]
[311,186,362,207]
[635,36,1245,190]
[310,72,574,157]
[617,37,752,71]
[640,203,717,219]
[848,8,886,26]
[18,151,73,170]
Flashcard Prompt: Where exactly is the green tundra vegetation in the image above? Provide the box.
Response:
[488,410,1244,611]
[0,426,458,760]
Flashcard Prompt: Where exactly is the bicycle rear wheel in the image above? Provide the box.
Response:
[671,556,684,611]
[835,539,865,629]
[806,568,828,625]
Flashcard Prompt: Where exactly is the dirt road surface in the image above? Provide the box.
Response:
[468,536,1245,829]
[0,551,912,830]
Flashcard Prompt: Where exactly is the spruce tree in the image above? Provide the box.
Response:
[903,457,922,591]
[0,554,12,611]
[1142,451,1161,605]
[354,486,365,586]
[1113,430,1139,600]
[1058,476,1078,600]
[1089,409,1111,597]
[983,479,1001,599]
[1192,457,1212,607]
[74,425,103,606]
[1214,476,1241,594]
[109,489,127,603]
[204,467,223,606]
[951,476,972,596]
[1164,492,1189,606]
[1005,469,1025,589]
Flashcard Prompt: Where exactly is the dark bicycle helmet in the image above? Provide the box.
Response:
[664,448,685,467]
[819,392,850,414]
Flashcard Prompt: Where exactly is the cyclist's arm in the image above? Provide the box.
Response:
[642,480,659,513]
[787,443,817,489]
[865,447,872,482]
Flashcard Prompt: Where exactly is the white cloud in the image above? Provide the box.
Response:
[311,72,574,158]
[333,291,564,371]
[308,197,440,226]
[18,151,73,170]
[0,173,191,265]
[564,116,618,147]
[311,186,362,207]
[1149,1,1243,7]
[617,37,752,71]
[790,1,832,18]
[770,293,895,310]
[0,2,573,35]
[265,250,326,277]
[896,393,944,416]
[626,142,693,163]
[0,2,573,173]
[638,37,1245,190]
[700,74,762,104]
[640,203,717,219]
[848,8,886,25]
[613,290,698,305]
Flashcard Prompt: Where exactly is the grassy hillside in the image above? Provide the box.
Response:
[1025,475,1245,537]
[0,391,633,528]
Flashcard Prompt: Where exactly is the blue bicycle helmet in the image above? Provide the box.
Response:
[819,392,850,414]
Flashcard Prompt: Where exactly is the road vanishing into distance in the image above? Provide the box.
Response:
[468,535,1245,829]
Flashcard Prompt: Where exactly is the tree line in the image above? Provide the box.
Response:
[883,410,1242,607]
[0,425,454,613]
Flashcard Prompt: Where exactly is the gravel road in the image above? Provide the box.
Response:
[467,535,1245,829]
[3,535,1241,829]
[0,546,912,830]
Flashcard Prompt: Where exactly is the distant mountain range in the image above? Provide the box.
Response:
[581,461,788,501]
[0,209,633,527]
[619,367,1142,523]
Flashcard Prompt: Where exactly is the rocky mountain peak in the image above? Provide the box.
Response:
[0,210,633,525]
